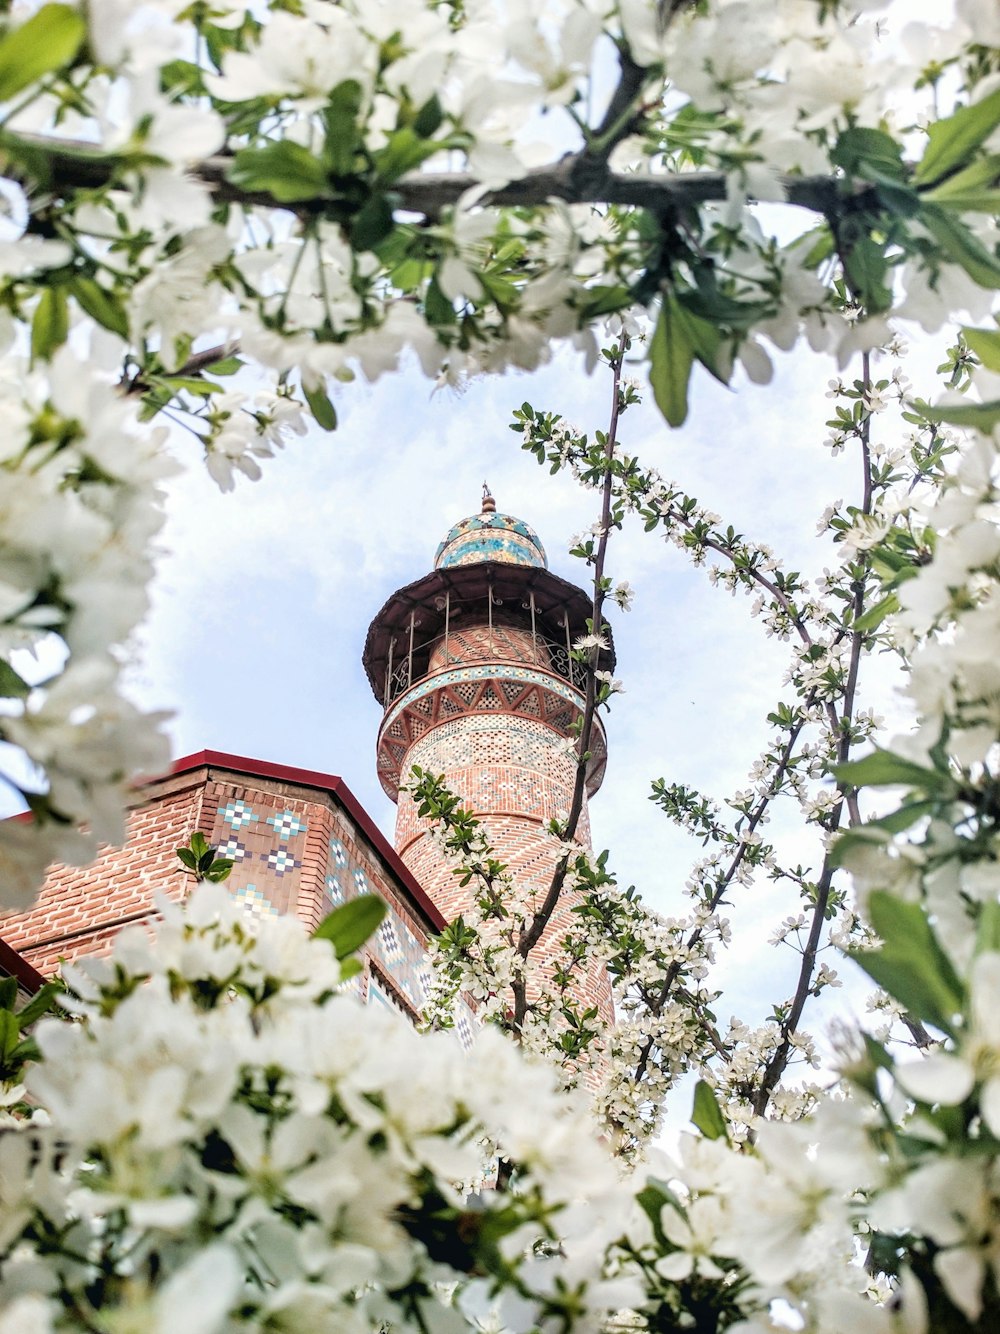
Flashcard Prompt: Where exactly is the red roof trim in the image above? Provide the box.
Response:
[169,750,447,933]
[0,934,45,993]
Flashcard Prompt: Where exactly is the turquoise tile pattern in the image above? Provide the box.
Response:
[434,510,547,570]
[208,781,452,1027]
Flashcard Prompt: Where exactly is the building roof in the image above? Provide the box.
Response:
[0,933,44,994]
[170,751,447,932]
[362,561,615,705]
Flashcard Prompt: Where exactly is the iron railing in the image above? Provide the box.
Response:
[384,629,588,705]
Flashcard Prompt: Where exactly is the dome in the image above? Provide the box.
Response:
[434,492,548,570]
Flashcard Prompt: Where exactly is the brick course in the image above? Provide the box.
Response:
[1,756,444,1021]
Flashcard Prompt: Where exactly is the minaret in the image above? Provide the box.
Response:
[363,489,614,1023]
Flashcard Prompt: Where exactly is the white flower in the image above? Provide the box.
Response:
[895,952,1000,1132]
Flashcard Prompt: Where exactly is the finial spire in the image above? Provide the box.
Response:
[481,482,496,514]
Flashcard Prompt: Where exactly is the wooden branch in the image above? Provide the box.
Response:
[9,131,848,222]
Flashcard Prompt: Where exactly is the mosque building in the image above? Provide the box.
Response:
[0,493,615,1028]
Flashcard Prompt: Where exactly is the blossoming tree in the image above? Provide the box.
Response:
[2,0,1000,1329]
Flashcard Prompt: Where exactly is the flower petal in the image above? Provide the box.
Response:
[895,1052,974,1106]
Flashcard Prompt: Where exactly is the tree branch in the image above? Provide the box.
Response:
[511,343,626,1031]
[11,131,849,223]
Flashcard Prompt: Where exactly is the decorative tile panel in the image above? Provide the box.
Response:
[220,799,257,830]
[266,810,308,842]
[232,883,280,920]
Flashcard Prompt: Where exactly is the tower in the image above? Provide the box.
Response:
[363,490,615,1022]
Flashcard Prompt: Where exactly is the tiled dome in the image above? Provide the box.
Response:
[434,494,548,570]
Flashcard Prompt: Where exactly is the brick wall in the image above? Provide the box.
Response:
[0,770,206,975]
[0,759,445,1027]
[385,614,614,1029]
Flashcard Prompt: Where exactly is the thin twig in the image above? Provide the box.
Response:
[510,342,626,1031]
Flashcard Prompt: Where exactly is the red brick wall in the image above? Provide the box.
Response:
[0,771,206,974]
[0,765,438,1021]
[390,665,613,1027]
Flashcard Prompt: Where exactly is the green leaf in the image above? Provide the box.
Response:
[922,204,1000,289]
[849,891,964,1036]
[691,1079,729,1141]
[313,894,387,960]
[828,802,938,869]
[375,127,440,185]
[649,295,694,428]
[923,154,1000,212]
[190,832,210,858]
[578,283,631,319]
[424,275,455,325]
[67,276,129,338]
[916,396,1000,432]
[675,296,728,382]
[412,93,444,139]
[339,956,362,981]
[176,847,199,871]
[321,80,364,176]
[962,326,1000,373]
[0,4,86,102]
[203,859,234,883]
[680,283,769,335]
[843,235,892,313]
[229,142,328,203]
[923,188,1000,215]
[16,981,62,1028]
[852,593,900,633]
[915,87,1000,187]
[30,286,68,363]
[349,194,394,251]
[0,658,30,699]
[832,127,905,182]
[832,747,948,791]
[160,375,224,397]
[0,977,16,1011]
[868,799,939,836]
[976,901,1000,957]
[203,356,242,375]
[0,1010,19,1067]
[302,379,337,431]
[634,1177,685,1244]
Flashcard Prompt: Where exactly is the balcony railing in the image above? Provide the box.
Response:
[384,629,588,705]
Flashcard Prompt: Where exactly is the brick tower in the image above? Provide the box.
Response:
[363,489,614,1022]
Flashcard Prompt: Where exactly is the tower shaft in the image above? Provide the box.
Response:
[364,502,615,1030]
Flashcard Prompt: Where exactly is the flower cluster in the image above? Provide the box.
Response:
[0,345,173,904]
[0,885,642,1333]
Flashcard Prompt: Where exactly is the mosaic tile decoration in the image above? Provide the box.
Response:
[387,663,581,724]
[216,836,250,862]
[267,810,308,842]
[434,510,547,571]
[265,847,301,876]
[232,883,280,920]
[320,823,434,1016]
[428,623,547,673]
[367,974,403,1015]
[376,660,610,799]
[209,786,467,1039]
[210,788,309,919]
[220,799,257,830]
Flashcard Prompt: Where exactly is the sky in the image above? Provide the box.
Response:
[127,320,948,1042]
